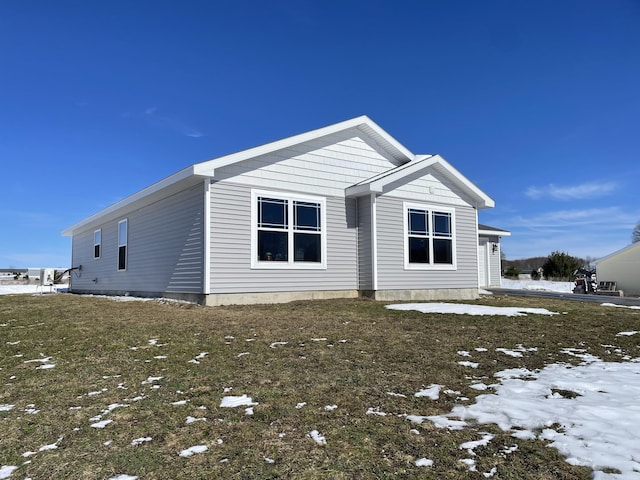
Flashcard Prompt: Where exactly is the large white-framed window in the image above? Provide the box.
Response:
[94,229,101,259]
[117,219,128,271]
[403,202,456,270]
[251,189,327,269]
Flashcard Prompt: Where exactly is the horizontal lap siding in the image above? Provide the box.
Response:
[482,234,502,287]
[376,196,478,290]
[209,182,358,294]
[384,172,471,207]
[70,185,204,294]
[213,130,400,197]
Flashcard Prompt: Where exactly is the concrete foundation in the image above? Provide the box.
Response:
[71,287,480,307]
[204,289,359,307]
[369,288,480,302]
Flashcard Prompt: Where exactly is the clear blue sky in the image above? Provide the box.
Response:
[1,0,639,267]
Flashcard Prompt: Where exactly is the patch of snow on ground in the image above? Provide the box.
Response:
[616,331,638,336]
[387,303,559,316]
[309,430,327,446]
[415,384,442,399]
[220,395,257,408]
[415,458,433,467]
[0,466,18,479]
[90,419,113,429]
[499,278,573,293]
[602,303,640,310]
[131,437,152,446]
[438,355,640,478]
[179,445,208,457]
[0,285,67,295]
[458,361,480,368]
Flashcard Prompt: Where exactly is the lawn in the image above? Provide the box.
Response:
[1,293,639,479]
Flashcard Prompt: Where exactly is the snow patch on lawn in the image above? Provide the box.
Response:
[387,303,559,316]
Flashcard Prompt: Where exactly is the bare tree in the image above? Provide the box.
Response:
[633,221,640,244]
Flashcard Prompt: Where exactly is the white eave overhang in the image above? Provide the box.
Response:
[61,165,212,236]
[62,115,414,236]
[478,227,511,237]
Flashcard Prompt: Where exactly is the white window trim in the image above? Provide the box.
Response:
[117,219,128,271]
[403,202,457,271]
[251,189,327,270]
[94,229,101,259]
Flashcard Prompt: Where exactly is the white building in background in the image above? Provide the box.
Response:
[595,242,640,296]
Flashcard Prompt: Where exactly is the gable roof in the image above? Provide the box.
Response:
[62,116,493,235]
[345,154,494,209]
[192,115,413,177]
[595,241,640,265]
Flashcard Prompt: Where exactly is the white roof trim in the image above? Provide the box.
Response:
[595,241,640,264]
[63,116,415,236]
[61,165,200,236]
[193,115,413,175]
[478,227,511,237]
[345,154,495,209]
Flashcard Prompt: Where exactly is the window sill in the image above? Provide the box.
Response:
[251,261,327,270]
[404,263,457,271]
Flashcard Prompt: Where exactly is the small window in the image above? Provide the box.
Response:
[404,203,455,269]
[252,191,326,269]
[118,219,127,271]
[94,229,101,259]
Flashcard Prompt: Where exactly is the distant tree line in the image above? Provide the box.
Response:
[503,251,591,281]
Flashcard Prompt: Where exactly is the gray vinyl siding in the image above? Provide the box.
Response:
[486,235,502,286]
[376,196,478,290]
[212,128,400,198]
[209,181,358,294]
[357,196,373,290]
[70,184,204,294]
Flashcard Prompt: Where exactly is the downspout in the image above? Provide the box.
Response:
[475,208,480,289]
[371,193,378,291]
[203,179,211,295]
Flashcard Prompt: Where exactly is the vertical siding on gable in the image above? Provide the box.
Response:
[375,195,478,290]
[357,196,373,290]
[70,184,204,294]
[209,181,358,294]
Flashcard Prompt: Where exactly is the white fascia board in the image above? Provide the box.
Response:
[345,156,433,197]
[345,154,495,209]
[594,241,640,265]
[61,165,208,236]
[478,228,511,237]
[192,115,414,173]
[432,156,495,209]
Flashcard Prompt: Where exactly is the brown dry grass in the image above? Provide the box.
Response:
[1,293,638,479]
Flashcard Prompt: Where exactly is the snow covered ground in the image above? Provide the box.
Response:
[383,301,640,479]
[0,284,67,295]
[499,278,573,293]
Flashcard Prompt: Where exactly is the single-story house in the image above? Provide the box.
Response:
[595,242,640,296]
[62,116,503,306]
[478,224,510,288]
